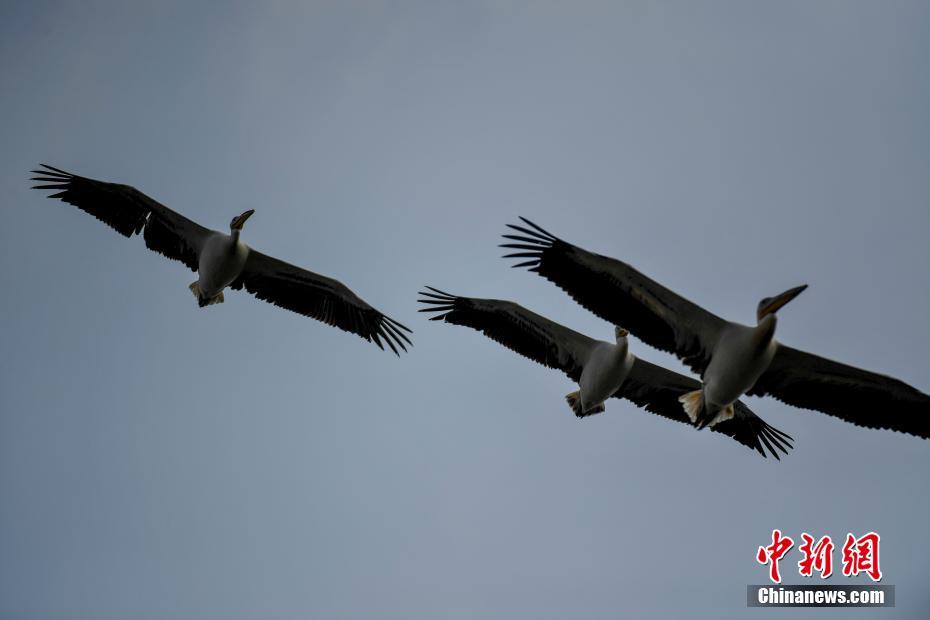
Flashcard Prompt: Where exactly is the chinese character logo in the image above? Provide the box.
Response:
[756,529,794,584]
[842,532,882,582]
[757,530,882,583]
[798,533,834,579]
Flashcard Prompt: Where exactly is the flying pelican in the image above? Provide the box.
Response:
[418,288,793,458]
[30,164,411,354]
[501,218,930,437]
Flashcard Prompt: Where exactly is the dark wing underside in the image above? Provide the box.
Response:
[618,358,794,458]
[749,345,930,438]
[230,250,411,354]
[31,164,212,271]
[417,288,596,381]
[418,289,792,458]
[501,217,727,375]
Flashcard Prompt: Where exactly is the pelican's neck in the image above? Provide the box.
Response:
[614,337,629,357]
[230,228,241,243]
[754,313,777,347]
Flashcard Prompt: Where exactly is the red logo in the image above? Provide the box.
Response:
[842,532,882,582]
[756,529,794,584]
[798,533,834,579]
[757,530,882,583]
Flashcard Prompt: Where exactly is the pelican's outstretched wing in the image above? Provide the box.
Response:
[231,251,412,355]
[501,217,726,374]
[619,358,793,459]
[417,287,595,381]
[419,289,792,458]
[31,164,212,271]
[749,346,930,438]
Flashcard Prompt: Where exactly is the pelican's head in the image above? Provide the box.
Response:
[614,326,629,343]
[756,284,807,323]
[230,209,255,231]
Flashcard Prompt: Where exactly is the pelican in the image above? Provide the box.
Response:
[501,218,930,437]
[30,164,411,354]
[418,288,793,458]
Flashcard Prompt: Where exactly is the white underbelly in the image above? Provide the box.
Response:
[579,346,632,410]
[704,329,776,408]
[198,236,249,296]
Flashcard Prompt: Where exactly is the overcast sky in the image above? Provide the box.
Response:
[1,1,928,618]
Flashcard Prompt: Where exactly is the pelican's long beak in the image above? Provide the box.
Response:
[231,209,255,230]
[758,284,808,319]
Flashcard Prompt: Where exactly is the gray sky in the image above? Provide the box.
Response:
[1,1,928,618]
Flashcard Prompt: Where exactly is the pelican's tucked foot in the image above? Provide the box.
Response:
[679,390,734,429]
[189,282,224,307]
[706,403,735,428]
[566,391,583,416]
[679,389,704,425]
[566,391,606,418]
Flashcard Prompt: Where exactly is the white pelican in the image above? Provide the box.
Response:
[418,288,793,458]
[501,218,930,437]
[30,164,411,354]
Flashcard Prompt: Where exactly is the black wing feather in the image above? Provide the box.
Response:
[618,358,794,459]
[417,287,594,381]
[750,346,930,438]
[501,217,726,374]
[31,164,211,271]
[232,250,411,355]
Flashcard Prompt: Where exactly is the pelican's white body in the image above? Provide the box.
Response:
[578,338,635,412]
[703,315,778,411]
[196,231,250,298]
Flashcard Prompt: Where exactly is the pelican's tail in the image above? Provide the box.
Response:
[189,282,224,307]
[678,389,734,429]
[566,391,606,418]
